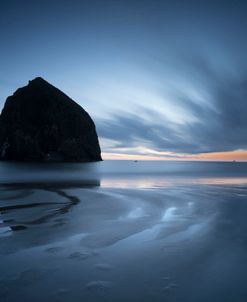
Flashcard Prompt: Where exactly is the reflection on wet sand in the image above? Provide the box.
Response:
[1,161,247,302]
[101,176,247,188]
[0,179,100,240]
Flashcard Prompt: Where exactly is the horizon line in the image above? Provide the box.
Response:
[101,150,247,162]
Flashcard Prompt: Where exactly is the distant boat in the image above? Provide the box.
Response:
[134,160,138,163]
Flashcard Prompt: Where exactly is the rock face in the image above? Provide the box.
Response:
[0,77,102,162]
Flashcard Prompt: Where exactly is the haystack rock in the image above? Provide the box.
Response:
[0,77,102,162]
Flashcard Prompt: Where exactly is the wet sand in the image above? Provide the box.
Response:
[1,161,247,301]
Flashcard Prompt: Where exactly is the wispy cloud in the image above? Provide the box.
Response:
[97,57,247,158]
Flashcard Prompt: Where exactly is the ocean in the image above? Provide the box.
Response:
[0,160,247,302]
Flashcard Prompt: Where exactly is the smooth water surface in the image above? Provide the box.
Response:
[1,161,247,302]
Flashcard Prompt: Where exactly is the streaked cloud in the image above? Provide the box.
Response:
[1,1,247,160]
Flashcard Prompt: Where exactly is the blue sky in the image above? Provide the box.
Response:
[1,0,247,160]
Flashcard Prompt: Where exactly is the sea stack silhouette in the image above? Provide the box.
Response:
[0,77,102,162]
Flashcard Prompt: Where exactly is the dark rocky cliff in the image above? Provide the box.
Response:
[0,77,102,162]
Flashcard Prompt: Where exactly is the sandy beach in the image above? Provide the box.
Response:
[0,161,247,301]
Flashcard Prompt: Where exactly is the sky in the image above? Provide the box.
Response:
[1,0,247,161]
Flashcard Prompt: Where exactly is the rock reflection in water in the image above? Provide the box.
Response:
[0,178,100,251]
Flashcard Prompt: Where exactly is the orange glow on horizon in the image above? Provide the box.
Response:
[101,152,172,161]
[102,150,247,162]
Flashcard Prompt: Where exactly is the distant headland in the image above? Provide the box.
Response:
[0,77,102,162]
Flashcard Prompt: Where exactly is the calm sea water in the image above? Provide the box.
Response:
[0,160,247,302]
